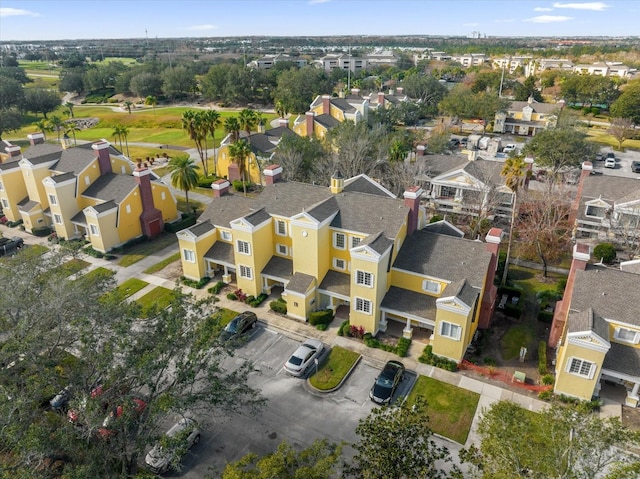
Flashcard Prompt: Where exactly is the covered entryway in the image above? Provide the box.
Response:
[380,286,437,338]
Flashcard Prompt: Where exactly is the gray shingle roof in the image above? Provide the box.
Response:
[18,199,39,211]
[381,286,437,322]
[92,200,117,213]
[507,100,558,114]
[393,230,491,288]
[50,172,76,183]
[70,211,86,225]
[254,182,332,218]
[315,114,340,129]
[359,231,394,255]
[188,221,215,237]
[603,342,640,377]
[443,279,479,308]
[331,192,408,238]
[204,241,235,265]
[286,272,315,294]
[343,175,395,198]
[261,256,293,280]
[567,307,609,340]
[0,159,21,171]
[318,270,351,297]
[249,133,279,155]
[82,173,136,204]
[569,265,640,327]
[330,98,357,113]
[577,175,640,222]
[244,208,272,227]
[422,220,464,238]
[22,143,61,161]
[52,147,96,174]
[305,196,339,223]
[198,193,256,228]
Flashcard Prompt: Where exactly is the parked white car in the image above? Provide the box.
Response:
[604,157,616,168]
[283,339,324,377]
[145,418,200,474]
[502,144,517,153]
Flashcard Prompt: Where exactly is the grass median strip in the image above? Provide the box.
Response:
[114,278,149,300]
[406,375,479,444]
[143,252,181,274]
[309,346,360,391]
[136,286,176,318]
[54,258,90,277]
[76,267,115,283]
[117,234,177,267]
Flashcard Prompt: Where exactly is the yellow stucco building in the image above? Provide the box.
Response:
[551,245,640,407]
[493,97,558,136]
[178,167,503,363]
[0,134,178,252]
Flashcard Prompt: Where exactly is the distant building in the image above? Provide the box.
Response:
[246,53,307,70]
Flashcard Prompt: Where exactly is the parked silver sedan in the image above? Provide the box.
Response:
[283,338,324,377]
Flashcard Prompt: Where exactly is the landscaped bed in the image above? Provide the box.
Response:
[308,346,361,391]
[135,286,176,318]
[114,278,149,300]
[75,266,115,283]
[406,375,480,444]
[116,233,177,267]
[53,258,90,277]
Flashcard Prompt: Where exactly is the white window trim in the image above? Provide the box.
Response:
[333,258,346,270]
[585,205,605,219]
[221,230,232,241]
[239,265,253,279]
[125,204,131,214]
[614,327,640,345]
[236,239,251,255]
[439,321,462,341]
[351,236,361,248]
[0,181,4,191]
[356,270,374,288]
[333,232,346,250]
[183,249,196,263]
[277,244,288,256]
[566,357,596,379]
[276,220,287,236]
[54,214,63,225]
[1,198,9,208]
[422,279,441,294]
[355,297,372,315]
[89,224,99,236]
[48,194,57,205]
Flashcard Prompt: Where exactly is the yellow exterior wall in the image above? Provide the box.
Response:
[233,221,273,297]
[390,269,447,296]
[554,339,606,400]
[86,210,119,253]
[291,219,331,280]
[273,217,292,256]
[293,122,306,137]
[117,190,144,243]
[0,169,27,222]
[216,145,261,184]
[21,163,52,208]
[111,157,133,175]
[151,184,179,223]
[21,208,48,233]
[432,307,471,361]
[282,288,315,321]
[178,232,217,280]
[608,322,640,349]
[75,162,101,196]
[44,180,78,240]
[329,104,345,121]
[349,251,390,334]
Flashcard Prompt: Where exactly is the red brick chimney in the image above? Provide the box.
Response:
[377,92,385,106]
[351,88,360,96]
[5,144,21,159]
[133,167,164,237]
[322,95,331,115]
[91,141,113,176]
[479,228,503,329]
[227,163,240,182]
[549,243,590,347]
[278,118,289,129]
[27,132,45,146]
[396,87,404,95]
[211,179,230,197]
[416,144,425,158]
[403,186,423,236]
[523,156,534,190]
[305,111,315,137]
[263,165,283,185]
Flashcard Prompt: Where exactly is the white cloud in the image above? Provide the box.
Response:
[187,24,218,31]
[534,7,554,11]
[308,0,331,4]
[552,2,608,10]
[0,7,40,17]
[526,15,573,22]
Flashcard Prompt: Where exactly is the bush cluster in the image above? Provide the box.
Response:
[538,390,553,401]
[207,281,226,295]
[83,245,105,258]
[309,309,333,327]
[361,333,412,357]
[232,180,252,192]
[542,374,555,385]
[337,320,350,336]
[164,214,196,233]
[538,341,548,375]
[197,176,217,188]
[593,243,616,264]
[181,276,211,289]
[32,226,52,237]
[245,293,268,307]
[418,345,458,371]
[6,219,23,228]
[269,297,287,314]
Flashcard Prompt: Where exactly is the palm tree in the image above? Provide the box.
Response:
[203,109,221,176]
[64,101,75,118]
[64,124,81,145]
[500,156,527,285]
[145,95,157,114]
[228,139,252,196]
[238,108,258,145]
[274,100,286,119]
[112,125,125,152]
[34,119,51,140]
[119,125,130,157]
[224,116,241,143]
[123,100,134,114]
[167,154,199,211]
[48,115,65,144]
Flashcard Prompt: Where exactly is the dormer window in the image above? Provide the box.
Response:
[614,327,640,345]
[585,205,606,218]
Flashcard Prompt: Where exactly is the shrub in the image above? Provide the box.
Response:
[316,323,329,331]
[270,299,287,314]
[483,357,497,367]
[538,341,548,374]
[593,243,616,264]
[83,246,104,258]
[208,281,226,295]
[418,345,458,371]
[556,277,567,295]
[247,293,268,307]
[7,219,23,228]
[542,374,555,386]
[396,337,411,357]
[32,226,52,237]
[538,390,553,401]
[349,325,365,339]
[233,289,247,302]
[337,320,349,336]
[232,180,251,192]
[309,309,333,326]
[227,292,237,301]
[197,176,216,188]
[538,310,554,324]
[429,214,443,223]
[245,295,255,304]
[182,276,211,289]
[164,214,196,233]
[503,302,523,319]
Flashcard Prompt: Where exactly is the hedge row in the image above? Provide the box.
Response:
[418,345,458,371]
[181,276,211,289]
[207,281,226,295]
[538,341,547,375]
[309,309,333,326]
[270,297,287,314]
[165,214,197,233]
[245,293,268,307]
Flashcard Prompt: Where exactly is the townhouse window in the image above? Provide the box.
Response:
[355,297,372,315]
[586,205,606,218]
[567,357,595,379]
[54,214,63,225]
[422,280,441,294]
[85,176,90,186]
[440,322,462,341]
[1,199,8,209]
[161,192,166,200]
[277,244,288,256]
[221,230,232,241]
[440,186,456,198]
[182,249,196,263]
[351,236,361,248]
[356,270,373,288]
[614,327,640,345]
[236,240,251,255]
[48,194,58,205]
[333,258,346,270]
[0,181,4,191]
[276,220,287,236]
[125,204,131,214]
[239,265,253,279]
[334,232,346,249]
[90,224,99,236]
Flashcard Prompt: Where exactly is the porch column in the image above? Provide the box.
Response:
[626,382,640,408]
[379,311,388,332]
[222,266,231,284]
[403,318,413,339]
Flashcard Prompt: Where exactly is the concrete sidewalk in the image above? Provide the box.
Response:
[2,223,549,447]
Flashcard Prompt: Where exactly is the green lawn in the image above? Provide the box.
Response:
[136,286,176,318]
[143,252,181,274]
[113,278,148,300]
[507,265,566,300]
[25,244,49,256]
[309,346,361,391]
[501,323,537,360]
[76,266,115,283]
[117,233,178,267]
[406,375,480,444]
[53,258,90,277]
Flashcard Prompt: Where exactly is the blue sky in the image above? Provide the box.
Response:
[0,1,638,41]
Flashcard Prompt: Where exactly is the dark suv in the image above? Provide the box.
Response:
[0,237,24,257]
[632,161,640,173]
[369,360,405,405]
[219,311,258,342]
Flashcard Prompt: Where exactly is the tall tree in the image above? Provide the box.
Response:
[24,88,60,119]
[0,108,23,139]
[112,124,125,152]
[238,108,258,144]
[222,439,342,479]
[228,139,252,196]
[609,79,640,125]
[202,109,221,176]
[345,397,459,479]
[48,115,65,143]
[471,401,640,479]
[514,76,544,102]
[168,153,199,210]
[145,95,157,114]
[34,119,51,140]
[272,134,327,183]
[181,110,208,177]
[608,117,635,150]
[500,155,526,285]
[64,101,75,118]
[272,67,333,115]
[224,116,241,143]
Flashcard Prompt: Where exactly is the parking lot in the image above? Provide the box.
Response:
[173,325,422,478]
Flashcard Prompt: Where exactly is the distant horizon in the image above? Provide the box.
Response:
[1,1,639,42]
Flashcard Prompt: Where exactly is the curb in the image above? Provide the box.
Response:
[305,353,363,395]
